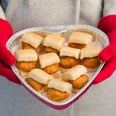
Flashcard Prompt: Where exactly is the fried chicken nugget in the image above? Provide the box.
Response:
[43,34,65,54]
[22,42,39,52]
[69,43,86,49]
[47,88,70,101]
[62,65,88,89]
[15,49,38,72]
[43,63,59,74]
[80,56,100,68]
[70,74,89,89]
[21,32,44,51]
[44,46,59,54]
[60,56,80,68]
[47,79,72,101]
[39,53,60,74]
[80,45,101,68]
[69,31,93,49]
[16,61,37,72]
[25,78,44,91]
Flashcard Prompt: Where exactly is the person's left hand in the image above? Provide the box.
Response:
[93,15,116,84]
[0,18,21,84]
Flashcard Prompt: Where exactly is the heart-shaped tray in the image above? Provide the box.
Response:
[6,25,109,110]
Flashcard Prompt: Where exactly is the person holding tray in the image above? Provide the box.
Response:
[0,0,116,115]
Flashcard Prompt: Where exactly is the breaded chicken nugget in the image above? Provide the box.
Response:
[47,79,72,101]
[80,57,100,68]
[15,49,38,72]
[22,42,39,52]
[60,56,80,68]
[16,61,37,72]
[62,65,89,89]
[21,32,43,49]
[25,78,44,91]
[47,88,70,101]
[44,46,59,54]
[43,63,59,74]
[80,45,101,69]
[60,46,80,68]
[70,74,89,89]
[39,53,60,74]
[69,43,86,49]
[43,34,65,53]
[69,32,93,49]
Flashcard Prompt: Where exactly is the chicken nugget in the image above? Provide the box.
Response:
[70,74,89,89]
[43,34,65,53]
[69,32,93,49]
[44,46,59,54]
[43,63,59,74]
[39,53,60,74]
[21,32,43,49]
[22,42,39,52]
[26,78,44,91]
[47,79,72,101]
[69,43,86,49]
[80,57,100,68]
[16,61,37,72]
[47,88,70,101]
[60,46,80,68]
[15,49,38,72]
[60,56,80,68]
[80,45,101,68]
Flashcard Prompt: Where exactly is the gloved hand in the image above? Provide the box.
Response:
[0,18,21,84]
[93,15,116,84]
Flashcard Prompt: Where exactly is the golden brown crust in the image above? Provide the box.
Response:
[16,61,37,72]
[22,42,39,52]
[44,46,59,54]
[47,88,70,101]
[60,56,80,68]
[69,43,86,49]
[25,78,44,91]
[42,63,59,74]
[80,56,100,68]
[70,74,89,89]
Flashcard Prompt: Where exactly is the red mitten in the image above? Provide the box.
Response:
[0,62,21,84]
[93,15,116,84]
[0,18,21,84]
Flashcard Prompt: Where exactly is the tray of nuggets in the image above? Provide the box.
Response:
[6,25,109,109]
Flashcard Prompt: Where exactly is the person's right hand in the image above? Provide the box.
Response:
[93,15,116,84]
[0,18,21,84]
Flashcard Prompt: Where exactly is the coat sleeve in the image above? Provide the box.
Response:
[79,0,103,26]
[103,0,116,16]
[98,0,116,34]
